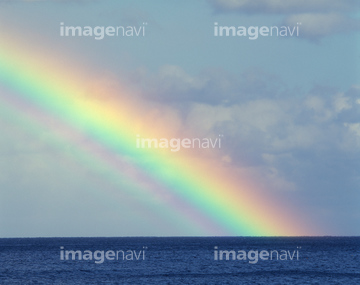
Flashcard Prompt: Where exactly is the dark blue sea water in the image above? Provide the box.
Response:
[1,237,359,284]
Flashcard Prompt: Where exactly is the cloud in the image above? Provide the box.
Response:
[130,65,282,105]
[131,65,360,202]
[208,0,360,40]
[131,66,360,153]
[176,84,360,233]
[283,13,360,40]
[208,0,357,14]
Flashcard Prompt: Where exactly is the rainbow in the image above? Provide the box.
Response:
[0,32,316,236]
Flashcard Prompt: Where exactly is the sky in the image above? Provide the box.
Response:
[0,0,359,237]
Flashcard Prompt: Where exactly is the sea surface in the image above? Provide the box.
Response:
[1,237,359,284]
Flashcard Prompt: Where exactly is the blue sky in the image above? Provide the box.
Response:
[0,0,359,237]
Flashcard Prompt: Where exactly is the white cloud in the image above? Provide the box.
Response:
[121,65,360,228]
[344,123,360,146]
[333,92,352,113]
[185,104,231,134]
[304,96,334,122]
[133,66,360,156]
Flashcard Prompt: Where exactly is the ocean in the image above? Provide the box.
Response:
[1,237,359,284]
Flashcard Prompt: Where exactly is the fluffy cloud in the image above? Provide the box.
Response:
[179,84,360,234]
[131,66,360,198]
